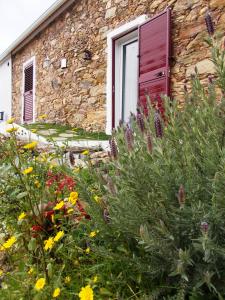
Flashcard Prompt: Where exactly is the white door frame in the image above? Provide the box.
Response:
[105,14,148,135]
[21,56,36,123]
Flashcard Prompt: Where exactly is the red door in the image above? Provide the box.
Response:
[23,64,34,122]
[138,8,171,115]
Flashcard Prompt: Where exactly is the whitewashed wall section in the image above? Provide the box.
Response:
[0,55,12,121]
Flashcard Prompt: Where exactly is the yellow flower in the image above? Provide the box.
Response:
[44,237,54,251]
[6,118,15,124]
[38,114,47,120]
[82,150,89,155]
[23,141,38,150]
[64,276,71,284]
[0,236,16,250]
[34,180,41,188]
[93,275,98,283]
[68,191,78,205]
[73,167,80,173]
[70,192,78,199]
[53,287,61,298]
[28,267,34,275]
[79,285,94,300]
[6,127,18,133]
[54,231,64,242]
[72,128,78,131]
[0,269,3,276]
[31,129,37,133]
[67,208,74,214]
[93,195,100,203]
[85,247,90,254]
[89,231,97,238]
[53,201,64,210]
[34,277,46,291]
[22,167,33,175]
[18,212,26,221]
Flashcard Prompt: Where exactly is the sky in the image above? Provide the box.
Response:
[0,0,57,54]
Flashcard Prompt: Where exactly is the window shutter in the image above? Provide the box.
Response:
[138,8,171,116]
[23,64,34,122]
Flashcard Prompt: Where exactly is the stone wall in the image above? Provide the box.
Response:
[12,0,225,131]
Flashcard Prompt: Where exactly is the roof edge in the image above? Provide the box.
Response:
[0,0,75,63]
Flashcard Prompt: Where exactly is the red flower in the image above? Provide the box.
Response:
[46,172,76,193]
[31,225,43,232]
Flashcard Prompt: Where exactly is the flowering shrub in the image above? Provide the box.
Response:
[0,136,107,299]
[76,21,225,299]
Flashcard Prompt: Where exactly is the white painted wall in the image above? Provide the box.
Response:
[0,56,12,121]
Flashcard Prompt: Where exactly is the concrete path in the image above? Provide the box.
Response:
[0,121,109,151]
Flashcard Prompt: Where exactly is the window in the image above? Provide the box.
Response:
[22,57,35,123]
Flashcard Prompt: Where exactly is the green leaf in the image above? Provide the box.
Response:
[28,238,37,251]
[47,263,53,278]
[16,192,28,199]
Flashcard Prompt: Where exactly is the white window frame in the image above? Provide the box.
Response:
[105,15,148,135]
[21,56,36,123]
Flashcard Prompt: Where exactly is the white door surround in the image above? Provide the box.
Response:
[21,56,36,124]
[105,14,148,135]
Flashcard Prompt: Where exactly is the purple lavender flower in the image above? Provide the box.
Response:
[146,132,153,153]
[103,208,110,223]
[154,111,163,138]
[125,126,134,151]
[109,138,118,160]
[205,12,214,36]
[137,112,145,133]
[178,185,185,207]
[201,221,209,234]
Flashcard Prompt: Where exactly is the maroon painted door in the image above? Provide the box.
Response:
[23,64,34,122]
[138,8,171,115]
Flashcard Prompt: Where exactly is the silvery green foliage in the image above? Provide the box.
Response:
[78,32,225,299]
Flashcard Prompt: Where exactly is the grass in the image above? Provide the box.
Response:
[23,123,110,141]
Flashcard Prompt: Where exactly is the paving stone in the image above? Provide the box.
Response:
[58,133,75,138]
[51,137,68,142]
[38,129,58,135]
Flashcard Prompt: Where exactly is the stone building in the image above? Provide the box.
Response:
[0,0,224,134]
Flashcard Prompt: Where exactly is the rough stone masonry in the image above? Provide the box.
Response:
[12,0,225,131]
